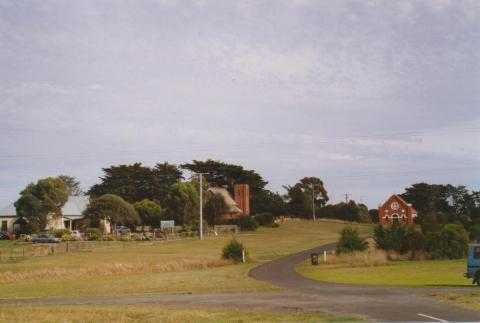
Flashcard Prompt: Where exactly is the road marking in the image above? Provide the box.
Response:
[417,313,448,322]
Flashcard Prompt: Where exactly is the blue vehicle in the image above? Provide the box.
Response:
[465,244,480,285]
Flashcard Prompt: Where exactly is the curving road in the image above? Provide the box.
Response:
[250,243,480,322]
[0,243,479,322]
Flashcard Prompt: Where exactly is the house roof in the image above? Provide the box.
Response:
[0,195,89,219]
[208,187,243,213]
[0,203,16,217]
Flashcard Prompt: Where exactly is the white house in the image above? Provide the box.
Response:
[0,195,89,233]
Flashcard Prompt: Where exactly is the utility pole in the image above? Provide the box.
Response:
[310,184,316,222]
[344,193,351,203]
[197,173,208,240]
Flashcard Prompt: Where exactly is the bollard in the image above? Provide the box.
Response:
[242,249,246,263]
[323,250,327,263]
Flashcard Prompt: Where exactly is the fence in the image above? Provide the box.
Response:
[0,241,141,262]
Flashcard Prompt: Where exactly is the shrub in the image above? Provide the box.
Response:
[254,213,275,227]
[222,239,246,262]
[404,228,425,259]
[61,234,73,241]
[373,224,409,253]
[237,215,258,231]
[85,228,103,241]
[52,229,70,238]
[426,224,469,259]
[336,227,368,254]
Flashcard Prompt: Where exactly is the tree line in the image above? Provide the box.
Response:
[13,160,479,235]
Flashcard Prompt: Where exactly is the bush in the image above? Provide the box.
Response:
[85,228,103,241]
[61,234,73,241]
[336,227,368,254]
[254,213,275,227]
[52,229,70,238]
[426,224,469,259]
[222,239,246,262]
[236,215,258,231]
[374,224,409,253]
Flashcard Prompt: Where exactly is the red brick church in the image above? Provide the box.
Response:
[378,194,417,226]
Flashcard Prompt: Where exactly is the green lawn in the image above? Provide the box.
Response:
[296,258,471,287]
[0,305,363,323]
[0,220,372,299]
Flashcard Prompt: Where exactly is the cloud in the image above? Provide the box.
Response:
[0,0,478,207]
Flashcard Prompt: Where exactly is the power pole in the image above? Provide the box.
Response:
[196,173,208,240]
[311,184,316,222]
[344,193,351,203]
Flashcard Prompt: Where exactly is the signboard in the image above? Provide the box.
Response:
[160,220,175,229]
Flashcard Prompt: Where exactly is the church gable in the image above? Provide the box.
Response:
[379,194,417,226]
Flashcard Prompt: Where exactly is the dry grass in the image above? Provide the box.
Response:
[324,250,389,268]
[0,220,373,299]
[426,292,480,311]
[0,305,363,323]
[0,258,230,283]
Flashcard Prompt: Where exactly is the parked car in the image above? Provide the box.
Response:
[71,230,81,240]
[114,226,131,234]
[0,231,12,240]
[465,244,480,285]
[32,234,61,243]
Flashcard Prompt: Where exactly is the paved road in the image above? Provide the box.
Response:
[250,243,480,322]
[1,243,479,322]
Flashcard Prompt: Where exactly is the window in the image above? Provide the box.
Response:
[1,220,7,231]
[474,247,480,259]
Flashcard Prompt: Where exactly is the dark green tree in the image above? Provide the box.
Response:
[88,163,157,203]
[284,177,328,217]
[181,159,269,213]
[83,194,140,229]
[204,193,229,225]
[14,177,68,233]
[368,209,379,223]
[58,175,84,196]
[164,182,199,225]
[133,199,164,227]
[469,224,480,243]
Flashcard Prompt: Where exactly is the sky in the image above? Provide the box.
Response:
[0,0,479,208]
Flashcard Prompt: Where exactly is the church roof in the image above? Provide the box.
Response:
[208,187,243,213]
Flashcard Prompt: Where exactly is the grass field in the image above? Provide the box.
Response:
[0,220,372,299]
[0,305,362,323]
[296,258,471,287]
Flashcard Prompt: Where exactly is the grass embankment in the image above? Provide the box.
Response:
[296,258,470,287]
[0,220,372,299]
[427,292,480,311]
[0,305,362,323]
